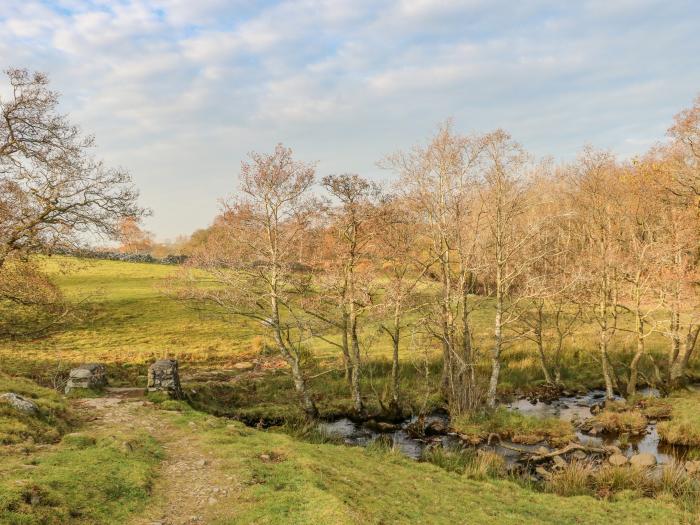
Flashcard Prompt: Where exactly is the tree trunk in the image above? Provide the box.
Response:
[600,331,615,399]
[289,356,319,419]
[670,326,700,387]
[341,311,351,384]
[627,308,645,397]
[535,308,552,384]
[627,342,643,397]
[391,302,401,409]
[486,268,503,408]
[349,308,364,414]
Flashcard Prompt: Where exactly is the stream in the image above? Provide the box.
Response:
[318,387,697,464]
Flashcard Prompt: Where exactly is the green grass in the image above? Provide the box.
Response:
[168,410,689,524]
[0,429,162,524]
[452,407,575,447]
[658,390,700,446]
[0,374,74,444]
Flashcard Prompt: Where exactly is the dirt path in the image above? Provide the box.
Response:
[75,391,242,525]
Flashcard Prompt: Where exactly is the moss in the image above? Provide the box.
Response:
[0,431,162,524]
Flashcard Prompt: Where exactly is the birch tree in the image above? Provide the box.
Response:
[179,145,319,418]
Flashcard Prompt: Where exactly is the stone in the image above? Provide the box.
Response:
[233,361,254,370]
[65,363,107,394]
[685,460,700,475]
[630,452,657,468]
[424,420,448,435]
[147,359,182,397]
[608,454,628,466]
[0,393,39,414]
[571,450,588,461]
[535,466,552,479]
[588,425,603,436]
[552,455,567,468]
[590,403,604,415]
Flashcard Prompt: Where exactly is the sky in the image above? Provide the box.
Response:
[1,0,699,240]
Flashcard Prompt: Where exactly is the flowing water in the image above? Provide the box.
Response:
[319,387,697,463]
[507,388,694,463]
[318,413,455,460]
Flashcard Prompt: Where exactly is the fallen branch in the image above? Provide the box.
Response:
[485,434,609,461]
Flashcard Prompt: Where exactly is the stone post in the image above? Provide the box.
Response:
[147,359,183,397]
[65,363,107,394]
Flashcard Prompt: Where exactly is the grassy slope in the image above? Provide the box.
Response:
[0,374,73,444]
[174,410,686,525]
[0,429,161,525]
[0,257,678,393]
[0,379,691,524]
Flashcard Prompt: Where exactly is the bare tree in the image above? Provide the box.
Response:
[0,68,143,340]
[479,130,538,407]
[376,196,431,412]
[315,173,382,414]
[383,121,486,413]
[178,145,319,418]
[566,148,625,399]
[0,69,143,265]
[511,169,582,385]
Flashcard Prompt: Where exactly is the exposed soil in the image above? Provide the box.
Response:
[74,392,243,525]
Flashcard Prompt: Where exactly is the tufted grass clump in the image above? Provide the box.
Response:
[592,409,647,434]
[657,391,700,446]
[452,407,575,447]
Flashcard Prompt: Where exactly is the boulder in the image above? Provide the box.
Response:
[608,454,628,466]
[424,419,448,435]
[630,452,657,468]
[552,455,567,469]
[535,466,552,479]
[0,392,39,415]
[571,450,588,461]
[685,460,700,475]
[147,359,183,397]
[65,363,107,394]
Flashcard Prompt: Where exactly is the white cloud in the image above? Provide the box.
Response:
[0,0,698,238]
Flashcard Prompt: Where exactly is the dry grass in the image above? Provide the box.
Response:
[546,459,700,512]
[592,409,647,434]
[658,391,700,446]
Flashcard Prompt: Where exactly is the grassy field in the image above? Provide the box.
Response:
[0,256,685,420]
